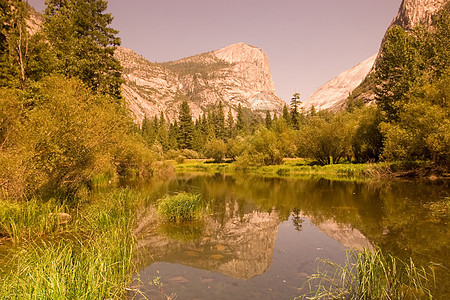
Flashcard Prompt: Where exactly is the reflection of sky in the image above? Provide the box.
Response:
[133,216,347,300]
[28,0,402,102]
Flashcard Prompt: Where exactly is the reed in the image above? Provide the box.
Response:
[297,248,436,300]
[0,189,143,299]
[157,192,204,222]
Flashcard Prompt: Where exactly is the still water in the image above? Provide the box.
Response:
[129,174,449,299]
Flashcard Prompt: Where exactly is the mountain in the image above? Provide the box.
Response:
[390,0,448,30]
[301,54,377,112]
[303,0,448,112]
[115,43,284,123]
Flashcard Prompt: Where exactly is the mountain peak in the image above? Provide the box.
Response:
[214,43,272,78]
[391,0,448,30]
[116,43,283,123]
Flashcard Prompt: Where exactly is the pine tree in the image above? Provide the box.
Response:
[168,121,179,149]
[226,108,234,138]
[177,100,195,149]
[236,103,247,133]
[157,111,169,150]
[214,101,225,140]
[282,104,291,126]
[1,1,55,89]
[44,0,123,98]
[141,115,156,146]
[265,111,272,129]
[290,93,301,130]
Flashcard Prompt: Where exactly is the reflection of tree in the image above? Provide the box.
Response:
[291,208,304,231]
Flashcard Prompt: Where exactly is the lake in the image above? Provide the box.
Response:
[129,173,449,299]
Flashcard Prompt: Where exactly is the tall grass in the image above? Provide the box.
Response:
[0,189,143,299]
[0,198,69,244]
[157,192,204,222]
[297,248,436,300]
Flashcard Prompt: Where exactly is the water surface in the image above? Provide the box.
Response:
[130,174,449,299]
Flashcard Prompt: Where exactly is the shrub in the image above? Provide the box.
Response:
[157,192,203,222]
[205,139,227,162]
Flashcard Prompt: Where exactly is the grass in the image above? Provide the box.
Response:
[0,198,69,244]
[0,189,144,300]
[157,192,204,222]
[175,158,383,180]
[297,248,436,300]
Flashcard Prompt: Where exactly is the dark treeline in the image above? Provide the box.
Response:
[141,5,449,171]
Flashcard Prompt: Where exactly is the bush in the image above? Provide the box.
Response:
[205,139,227,162]
[157,192,203,222]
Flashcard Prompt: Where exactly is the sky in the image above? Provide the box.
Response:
[28,0,402,103]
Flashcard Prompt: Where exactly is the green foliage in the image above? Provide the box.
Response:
[298,248,435,300]
[157,192,204,222]
[352,105,383,162]
[44,0,123,98]
[296,112,356,165]
[160,53,233,79]
[290,93,302,129]
[0,75,157,199]
[177,100,195,149]
[205,138,227,162]
[375,26,423,122]
[237,122,297,167]
[381,71,450,164]
[0,189,142,299]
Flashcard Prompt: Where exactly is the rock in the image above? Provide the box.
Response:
[115,43,284,124]
[49,213,71,225]
[210,254,224,260]
[167,276,189,283]
[302,54,377,112]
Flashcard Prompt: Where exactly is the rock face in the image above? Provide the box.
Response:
[301,54,377,111]
[304,0,448,111]
[116,43,284,124]
[390,0,448,30]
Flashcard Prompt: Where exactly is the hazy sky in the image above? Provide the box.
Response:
[29,0,402,102]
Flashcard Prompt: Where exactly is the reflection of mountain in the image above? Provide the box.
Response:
[135,202,281,280]
[309,217,374,251]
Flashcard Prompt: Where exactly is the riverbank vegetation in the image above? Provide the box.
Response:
[157,192,204,222]
[297,248,436,300]
[0,189,143,299]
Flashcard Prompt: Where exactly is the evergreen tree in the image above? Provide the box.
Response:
[168,121,179,149]
[290,93,301,130]
[141,115,156,146]
[236,103,247,133]
[375,26,422,121]
[265,111,272,129]
[282,104,291,126]
[157,111,169,150]
[177,100,195,149]
[0,0,51,89]
[44,0,123,98]
[213,101,225,140]
[226,108,234,138]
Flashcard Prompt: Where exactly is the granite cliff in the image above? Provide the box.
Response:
[115,43,284,123]
[303,0,448,111]
[301,54,377,112]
